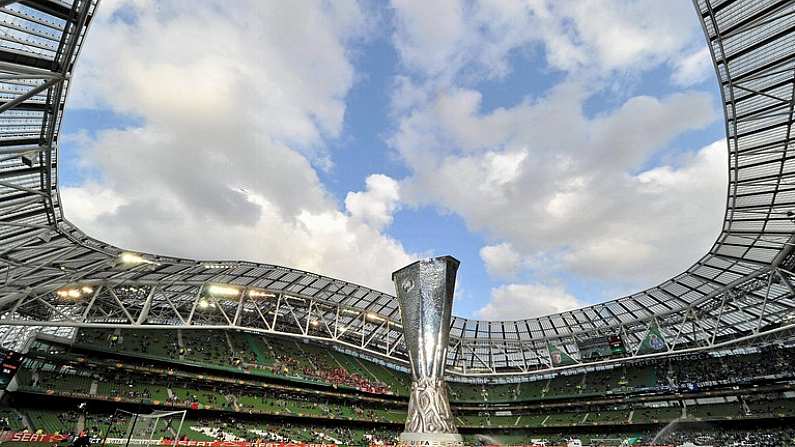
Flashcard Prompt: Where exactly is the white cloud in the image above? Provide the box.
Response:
[60,184,126,221]
[345,174,401,230]
[476,283,583,320]
[554,1,699,72]
[385,0,727,307]
[480,243,522,279]
[394,83,723,289]
[64,185,412,293]
[671,47,713,86]
[60,0,727,312]
[390,0,467,78]
[389,0,704,81]
[61,0,413,293]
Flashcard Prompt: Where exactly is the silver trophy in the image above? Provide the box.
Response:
[392,256,463,446]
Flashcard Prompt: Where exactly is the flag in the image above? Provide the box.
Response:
[547,343,577,367]
[637,320,668,355]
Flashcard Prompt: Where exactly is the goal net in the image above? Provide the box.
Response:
[102,409,187,447]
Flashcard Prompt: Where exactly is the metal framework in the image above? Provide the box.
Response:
[1,0,795,377]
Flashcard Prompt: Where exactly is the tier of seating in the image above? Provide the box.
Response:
[15,351,405,426]
[452,396,795,429]
[4,330,792,447]
[18,346,795,433]
[4,404,794,447]
[455,346,793,403]
[746,395,795,416]
[76,329,398,395]
[84,412,401,446]
[662,348,795,385]
[657,427,795,447]
[25,409,77,434]
[472,426,795,447]
[0,408,25,431]
[632,405,682,423]
[687,402,740,420]
[74,329,795,406]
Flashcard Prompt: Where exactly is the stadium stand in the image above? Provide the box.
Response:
[0,408,25,432]
[3,330,793,446]
[75,329,397,395]
[0,0,794,445]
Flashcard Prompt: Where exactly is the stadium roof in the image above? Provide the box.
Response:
[1,0,795,376]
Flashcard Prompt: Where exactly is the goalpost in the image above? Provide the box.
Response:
[100,409,187,447]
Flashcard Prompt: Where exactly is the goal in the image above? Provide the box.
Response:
[100,409,187,447]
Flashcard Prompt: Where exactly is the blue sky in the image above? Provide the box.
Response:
[59,0,727,320]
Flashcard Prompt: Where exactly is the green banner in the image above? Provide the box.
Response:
[637,320,668,355]
[547,343,577,367]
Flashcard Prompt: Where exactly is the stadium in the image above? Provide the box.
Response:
[0,0,795,446]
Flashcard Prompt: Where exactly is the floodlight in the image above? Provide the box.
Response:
[207,284,240,297]
[248,289,275,298]
[119,252,153,265]
[201,263,229,269]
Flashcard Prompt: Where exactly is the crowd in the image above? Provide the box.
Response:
[657,345,795,389]
[79,329,395,395]
[656,426,795,447]
[269,339,392,394]
[445,345,795,404]
[37,411,401,446]
[77,328,795,402]
[13,330,793,447]
[8,413,795,447]
[467,426,795,446]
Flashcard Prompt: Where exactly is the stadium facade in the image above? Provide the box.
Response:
[0,0,794,383]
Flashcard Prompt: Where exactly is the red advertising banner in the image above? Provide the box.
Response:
[0,432,70,443]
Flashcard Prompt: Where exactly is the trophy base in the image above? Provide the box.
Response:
[398,432,464,447]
